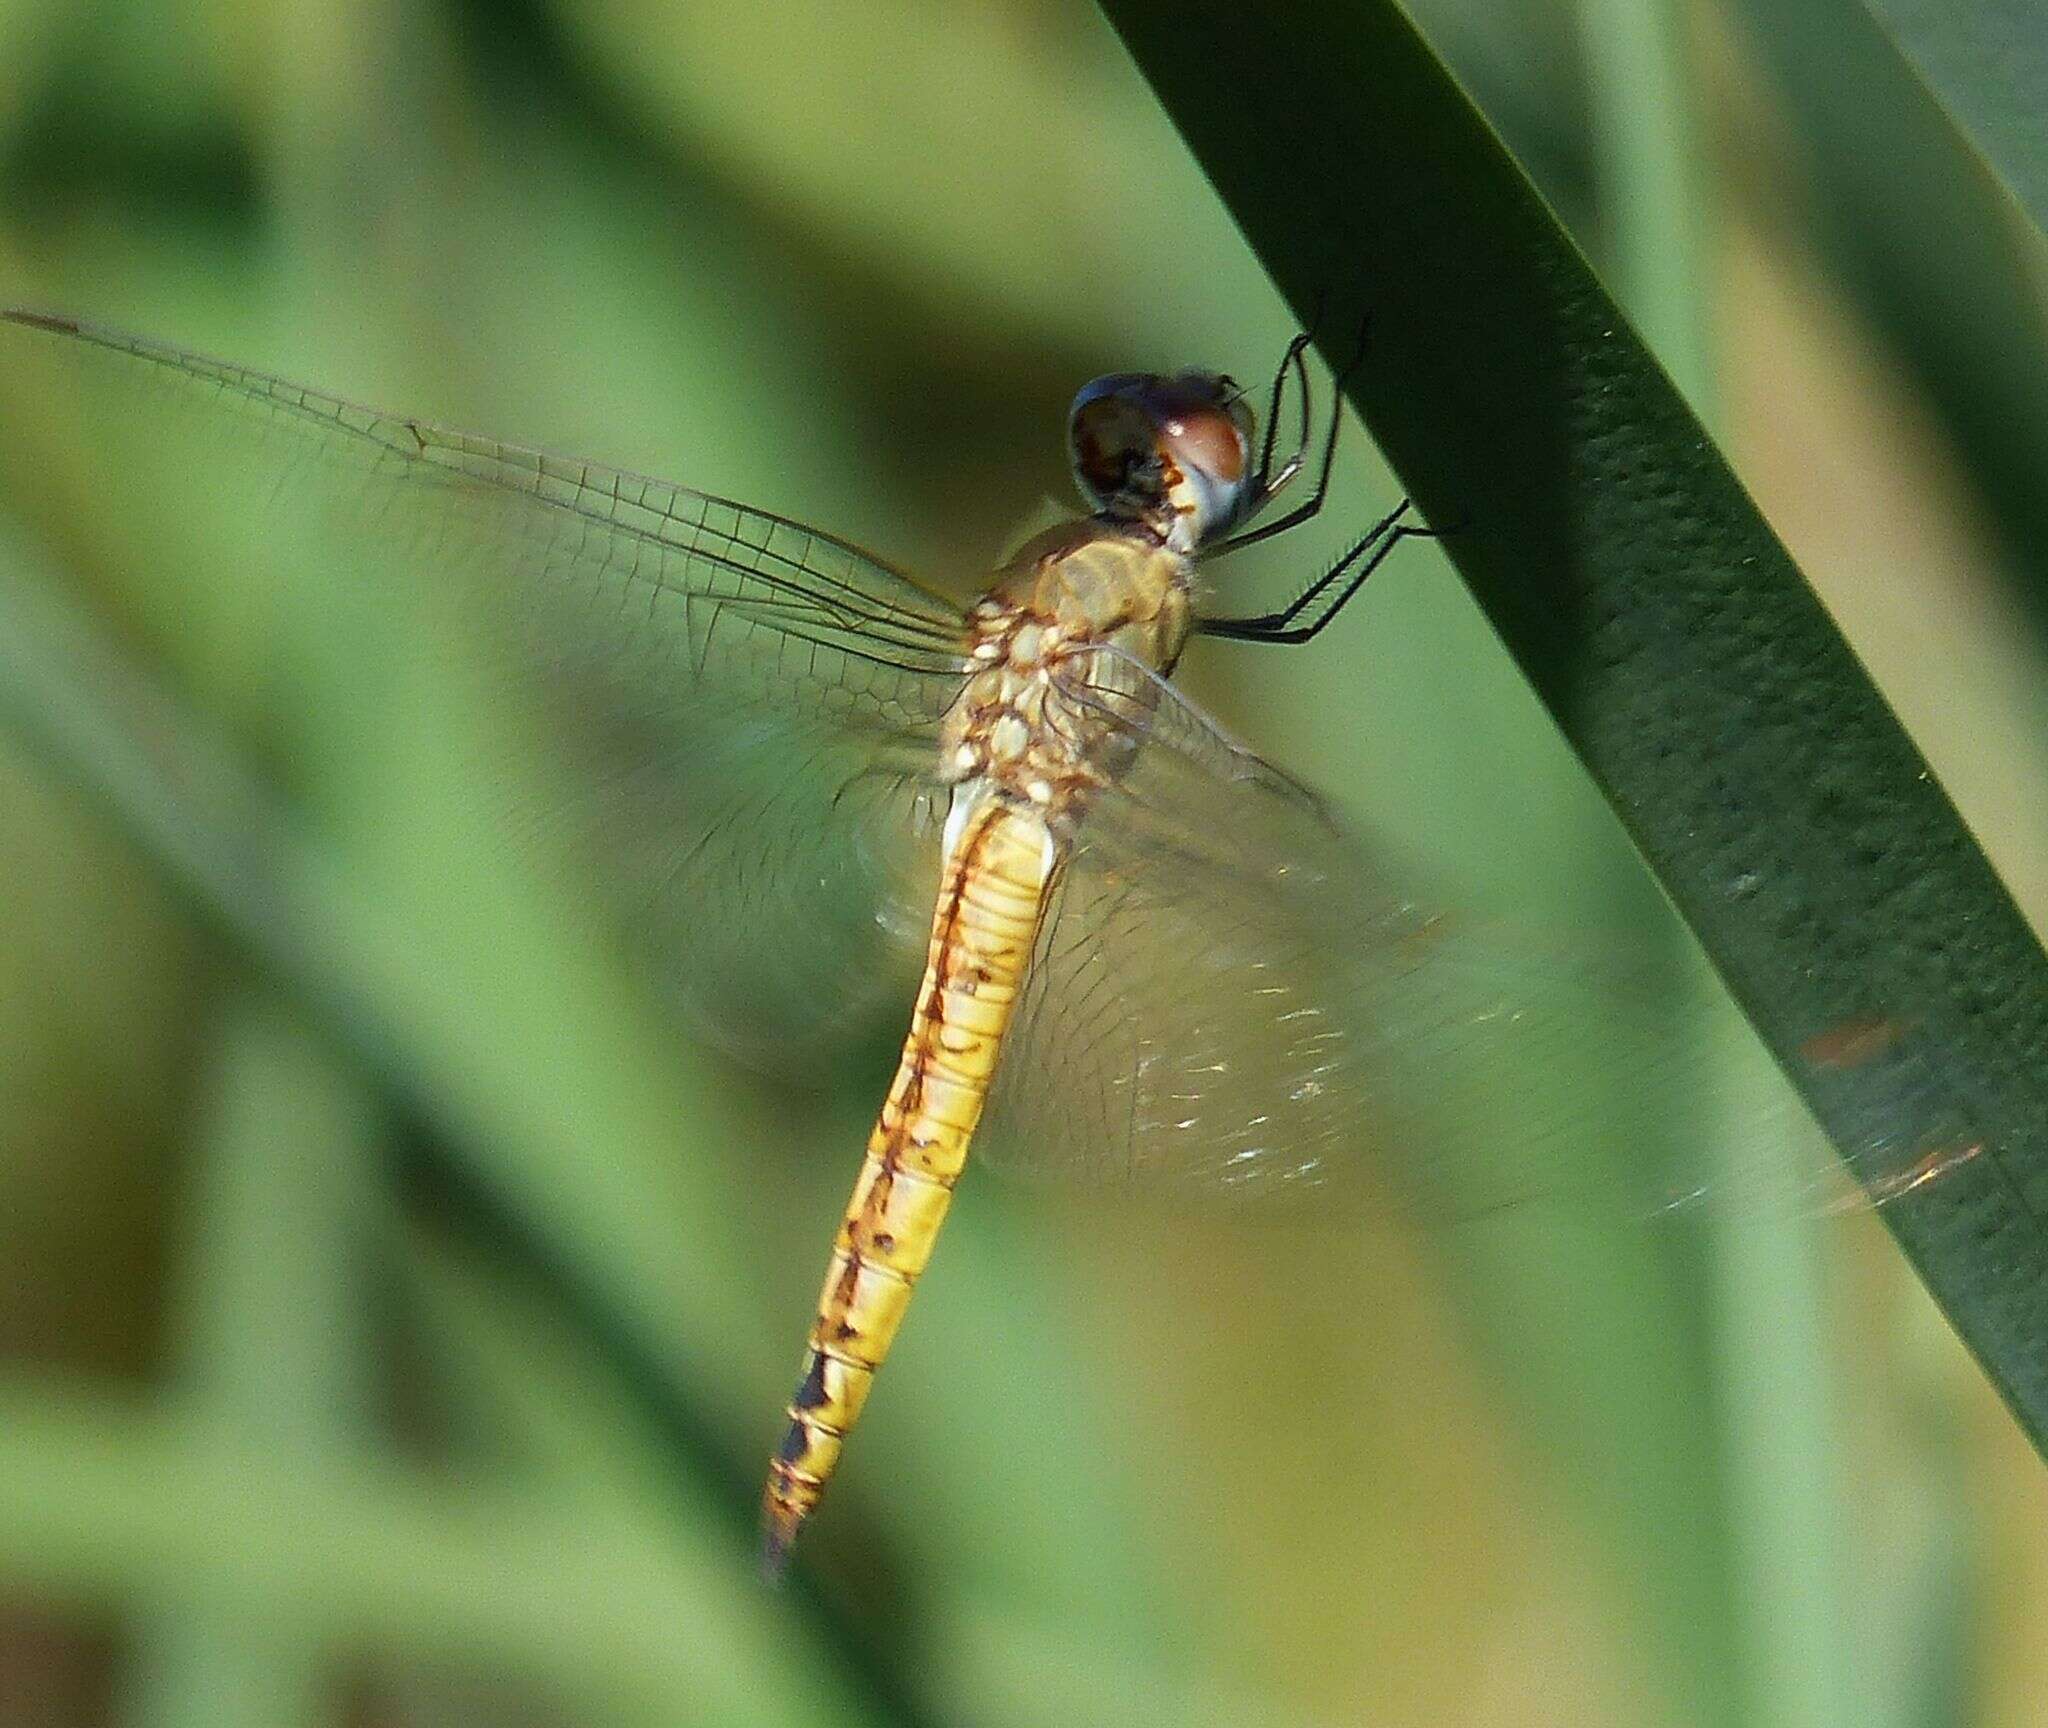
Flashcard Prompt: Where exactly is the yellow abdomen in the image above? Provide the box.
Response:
[762,790,1055,1571]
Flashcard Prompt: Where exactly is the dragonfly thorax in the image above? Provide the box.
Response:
[940,520,1195,839]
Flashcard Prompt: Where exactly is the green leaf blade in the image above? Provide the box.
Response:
[1097,0,2048,1518]
[1859,0,2048,238]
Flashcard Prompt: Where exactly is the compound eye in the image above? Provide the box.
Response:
[1162,399,1248,489]
[1069,379,1153,508]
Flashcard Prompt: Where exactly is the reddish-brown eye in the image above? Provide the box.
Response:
[1070,393,1150,497]
[1163,402,1247,486]
[1069,373,1170,508]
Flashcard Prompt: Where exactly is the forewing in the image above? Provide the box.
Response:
[4,311,967,1059]
[976,656,1779,1221]
[977,662,1419,1201]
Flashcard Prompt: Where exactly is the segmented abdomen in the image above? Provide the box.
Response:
[762,790,1056,1571]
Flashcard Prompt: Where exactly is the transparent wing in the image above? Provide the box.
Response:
[4,310,968,1058]
[976,654,1882,1221]
[5,313,1975,1216]
[978,660,1381,1200]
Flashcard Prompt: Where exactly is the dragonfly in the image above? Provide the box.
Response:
[0,307,1950,1575]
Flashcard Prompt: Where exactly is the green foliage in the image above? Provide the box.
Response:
[1857,0,2048,236]
[0,2,2040,1725]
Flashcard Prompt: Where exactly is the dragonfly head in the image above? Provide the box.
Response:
[1069,371,1256,553]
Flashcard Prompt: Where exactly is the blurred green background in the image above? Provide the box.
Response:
[0,1,2045,1724]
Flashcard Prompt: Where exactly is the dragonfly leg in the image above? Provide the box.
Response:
[1206,310,1374,560]
[1198,498,1455,645]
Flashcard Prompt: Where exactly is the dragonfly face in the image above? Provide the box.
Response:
[1068,369,1258,550]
